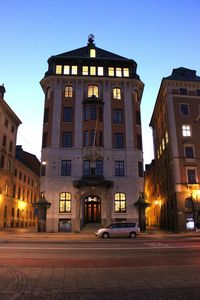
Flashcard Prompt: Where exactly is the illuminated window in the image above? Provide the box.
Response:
[114,193,126,213]
[165,131,169,144]
[64,86,73,98]
[116,68,122,77]
[162,138,165,150]
[123,68,129,77]
[113,88,121,99]
[59,192,71,212]
[90,66,96,76]
[98,67,104,76]
[90,49,96,57]
[88,85,99,97]
[71,66,78,75]
[64,65,70,75]
[182,125,191,137]
[108,67,114,76]
[56,65,62,74]
[82,66,88,75]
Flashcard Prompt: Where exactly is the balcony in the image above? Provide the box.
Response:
[73,175,113,189]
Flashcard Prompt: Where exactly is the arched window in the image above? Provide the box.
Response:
[64,86,73,98]
[59,192,71,213]
[114,193,126,213]
[113,88,121,100]
[88,85,99,97]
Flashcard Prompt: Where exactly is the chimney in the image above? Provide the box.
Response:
[0,84,6,99]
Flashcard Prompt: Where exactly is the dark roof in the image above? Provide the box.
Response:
[52,46,131,61]
[16,145,40,176]
[164,67,200,81]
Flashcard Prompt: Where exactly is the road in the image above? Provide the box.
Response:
[0,236,200,299]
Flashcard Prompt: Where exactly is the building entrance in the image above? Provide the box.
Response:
[84,196,101,223]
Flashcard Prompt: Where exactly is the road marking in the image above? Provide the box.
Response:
[0,245,200,250]
[144,242,169,247]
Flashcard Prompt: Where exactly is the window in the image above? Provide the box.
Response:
[187,169,197,184]
[98,67,104,76]
[0,155,5,168]
[113,88,121,100]
[59,192,71,213]
[11,125,15,133]
[63,107,73,122]
[115,193,126,213]
[180,104,189,116]
[114,133,124,148]
[71,66,78,75]
[113,109,123,123]
[115,161,124,176]
[123,68,129,77]
[83,106,89,121]
[184,145,194,158]
[42,132,48,148]
[5,119,8,127]
[90,49,96,57]
[135,111,141,125]
[64,86,73,98]
[61,160,71,176]
[116,68,122,77]
[165,131,169,144]
[197,90,200,96]
[56,65,62,74]
[180,88,187,95]
[64,65,70,75]
[84,130,89,146]
[62,132,72,147]
[90,66,96,76]
[44,108,49,123]
[88,85,98,97]
[91,105,97,120]
[108,67,114,76]
[96,160,103,176]
[2,135,7,147]
[138,161,144,177]
[91,130,95,146]
[82,66,88,75]
[137,134,142,150]
[182,125,191,137]
[9,141,13,152]
[83,160,90,176]
[46,87,51,99]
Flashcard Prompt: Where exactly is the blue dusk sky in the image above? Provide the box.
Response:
[0,0,200,164]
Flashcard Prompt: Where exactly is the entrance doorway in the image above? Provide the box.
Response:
[84,196,101,223]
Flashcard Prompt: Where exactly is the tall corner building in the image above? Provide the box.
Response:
[40,36,144,232]
[147,67,200,232]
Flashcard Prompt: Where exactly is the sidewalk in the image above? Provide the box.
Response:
[0,227,200,242]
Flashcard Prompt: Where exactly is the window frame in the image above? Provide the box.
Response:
[114,161,124,176]
[64,86,73,98]
[113,87,121,100]
[180,103,190,116]
[114,192,126,213]
[182,125,192,137]
[59,192,72,213]
[61,160,71,176]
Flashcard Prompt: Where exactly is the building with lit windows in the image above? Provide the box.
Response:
[0,85,40,228]
[40,35,144,232]
[145,67,200,232]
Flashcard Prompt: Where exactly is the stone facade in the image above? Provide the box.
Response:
[40,37,144,232]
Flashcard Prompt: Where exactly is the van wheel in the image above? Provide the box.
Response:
[102,232,109,239]
[129,232,136,238]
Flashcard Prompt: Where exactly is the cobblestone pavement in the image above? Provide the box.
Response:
[0,265,200,299]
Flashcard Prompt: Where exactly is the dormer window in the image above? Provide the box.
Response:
[56,65,62,74]
[71,66,78,75]
[116,68,122,77]
[88,85,98,97]
[98,67,104,76]
[64,65,70,75]
[90,66,96,76]
[123,68,129,77]
[90,49,96,58]
[108,67,114,77]
[113,88,121,100]
[82,66,88,75]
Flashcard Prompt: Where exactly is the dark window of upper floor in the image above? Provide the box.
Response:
[2,135,7,147]
[184,146,194,158]
[61,160,71,176]
[42,132,48,148]
[62,131,72,147]
[113,109,123,123]
[113,133,124,149]
[180,88,187,95]
[44,108,49,123]
[63,107,73,122]
[135,111,141,125]
[180,103,189,116]
[136,134,142,150]
[138,161,144,177]
[115,161,124,176]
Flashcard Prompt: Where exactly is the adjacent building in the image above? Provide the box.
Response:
[0,85,40,228]
[40,35,144,232]
[145,67,200,232]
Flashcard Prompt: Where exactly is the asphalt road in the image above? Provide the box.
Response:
[1,237,200,299]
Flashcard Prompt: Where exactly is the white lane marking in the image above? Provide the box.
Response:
[144,242,169,247]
